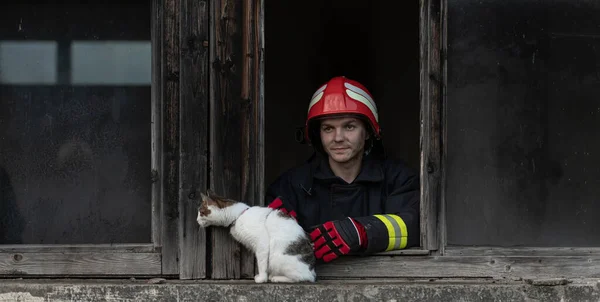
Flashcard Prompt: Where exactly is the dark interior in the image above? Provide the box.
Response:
[264,0,421,189]
[446,0,600,246]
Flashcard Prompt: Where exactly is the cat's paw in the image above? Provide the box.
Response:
[254,273,268,283]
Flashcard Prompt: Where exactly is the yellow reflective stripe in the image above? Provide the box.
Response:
[374,214,408,251]
[374,214,396,251]
[389,214,408,249]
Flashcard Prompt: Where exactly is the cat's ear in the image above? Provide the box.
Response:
[200,192,208,200]
[200,192,212,204]
[201,190,221,207]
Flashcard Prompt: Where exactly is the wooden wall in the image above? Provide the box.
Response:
[157,0,420,279]
[154,0,263,279]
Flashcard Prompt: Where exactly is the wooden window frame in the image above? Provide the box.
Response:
[0,0,167,277]
[316,0,600,280]
[4,0,598,281]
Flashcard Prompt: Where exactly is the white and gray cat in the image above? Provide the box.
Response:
[196,190,316,283]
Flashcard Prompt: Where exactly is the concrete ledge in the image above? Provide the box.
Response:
[0,278,599,302]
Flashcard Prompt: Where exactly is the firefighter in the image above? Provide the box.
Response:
[266,76,420,263]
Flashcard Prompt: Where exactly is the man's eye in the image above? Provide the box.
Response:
[322,127,332,132]
[346,125,355,130]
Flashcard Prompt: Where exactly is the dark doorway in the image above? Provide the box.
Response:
[264,0,421,188]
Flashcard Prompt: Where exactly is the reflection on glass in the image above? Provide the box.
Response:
[71,41,151,85]
[0,41,58,85]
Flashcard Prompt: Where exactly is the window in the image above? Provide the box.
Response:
[284,0,600,280]
[0,41,58,85]
[0,3,151,245]
[445,0,600,248]
[263,0,431,279]
[0,2,163,276]
[3,0,597,281]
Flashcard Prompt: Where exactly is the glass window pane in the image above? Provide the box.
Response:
[446,0,600,247]
[0,3,152,244]
[71,41,151,85]
[0,41,58,85]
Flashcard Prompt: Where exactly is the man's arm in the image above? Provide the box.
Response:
[353,169,420,253]
[310,162,420,262]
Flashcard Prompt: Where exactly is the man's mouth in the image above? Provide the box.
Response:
[331,147,349,152]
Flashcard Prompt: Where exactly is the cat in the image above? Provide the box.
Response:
[196,190,317,283]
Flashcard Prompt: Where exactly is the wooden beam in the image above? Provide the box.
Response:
[316,255,600,279]
[419,0,444,252]
[254,0,265,210]
[205,0,263,280]
[0,253,161,276]
[240,0,254,280]
[440,0,448,256]
[178,0,209,280]
[161,0,181,276]
[151,0,164,252]
[209,0,244,280]
[445,247,600,257]
[376,248,431,256]
[237,0,265,279]
[0,244,157,254]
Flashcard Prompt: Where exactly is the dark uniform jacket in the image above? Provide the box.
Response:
[266,152,420,254]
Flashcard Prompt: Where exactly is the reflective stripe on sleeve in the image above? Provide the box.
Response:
[373,214,408,251]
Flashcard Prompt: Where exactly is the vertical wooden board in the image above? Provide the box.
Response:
[419,0,443,252]
[209,0,244,279]
[419,0,432,250]
[151,0,163,248]
[161,0,181,275]
[239,0,258,279]
[179,0,209,279]
[254,0,265,210]
[439,0,448,256]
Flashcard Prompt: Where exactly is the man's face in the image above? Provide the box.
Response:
[319,116,370,164]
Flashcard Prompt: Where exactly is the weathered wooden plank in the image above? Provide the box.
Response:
[161,0,181,275]
[209,0,244,280]
[179,0,209,280]
[238,0,263,279]
[419,0,443,252]
[376,248,431,256]
[439,0,448,256]
[445,247,600,257]
[0,253,161,275]
[254,0,265,210]
[0,244,157,254]
[239,0,254,280]
[316,255,600,279]
[151,0,163,250]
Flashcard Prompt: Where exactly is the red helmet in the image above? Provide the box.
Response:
[305,76,380,144]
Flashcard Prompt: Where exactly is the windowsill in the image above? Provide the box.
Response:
[375,247,430,256]
[0,278,597,302]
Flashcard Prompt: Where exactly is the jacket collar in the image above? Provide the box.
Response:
[313,153,384,183]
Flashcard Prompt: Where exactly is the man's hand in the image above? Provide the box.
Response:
[267,196,297,219]
[309,218,367,263]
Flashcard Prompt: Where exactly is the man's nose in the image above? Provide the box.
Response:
[334,128,344,141]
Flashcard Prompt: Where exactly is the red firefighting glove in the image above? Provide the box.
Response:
[267,197,297,219]
[309,217,368,263]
